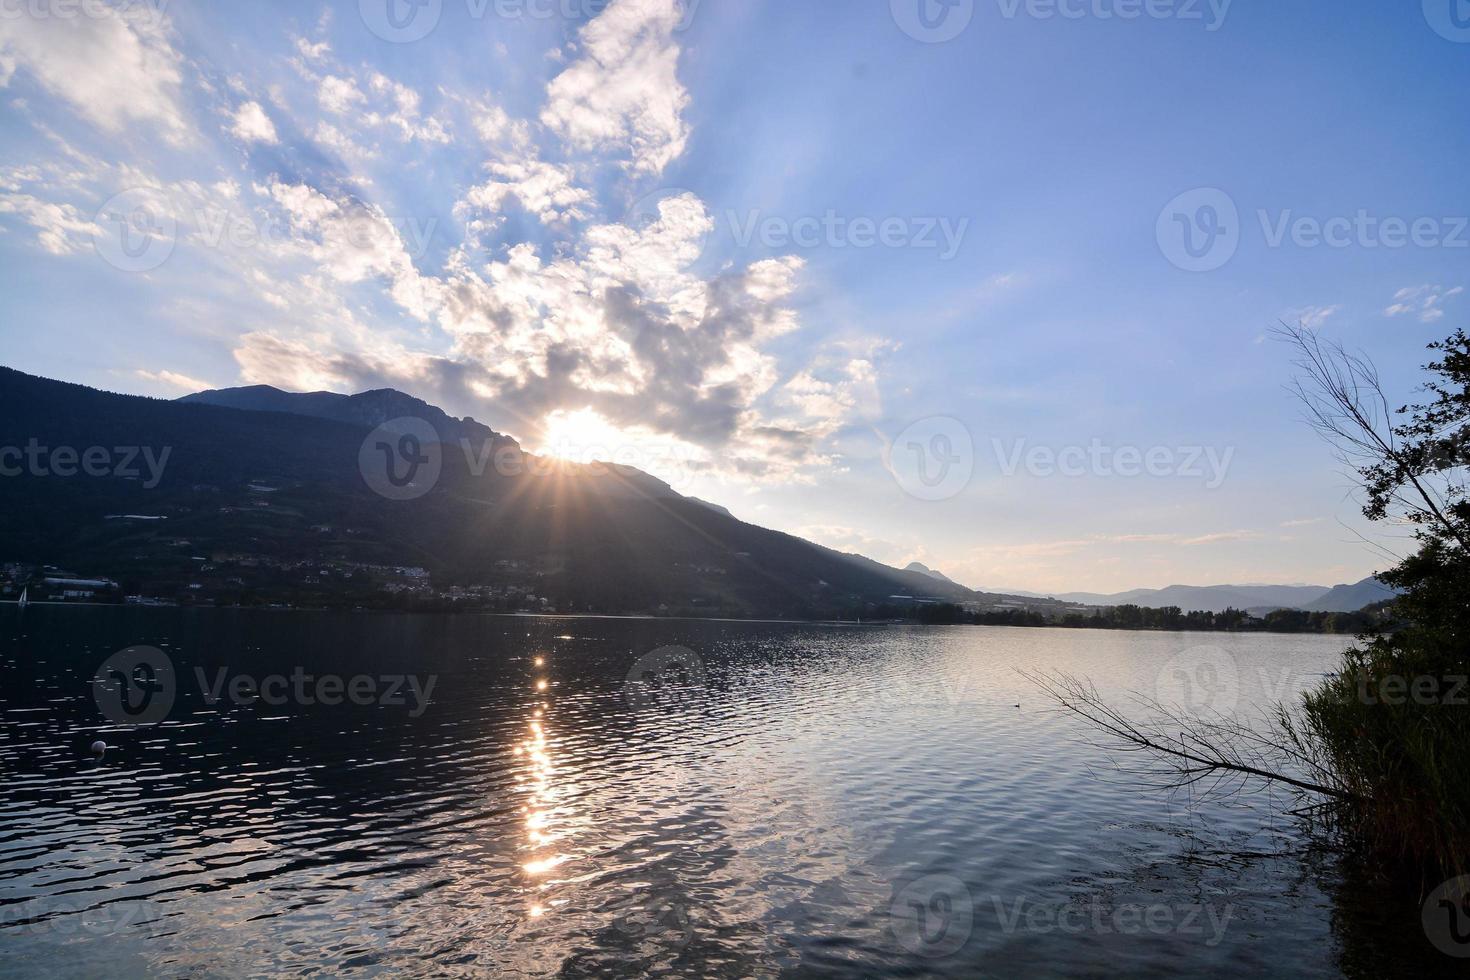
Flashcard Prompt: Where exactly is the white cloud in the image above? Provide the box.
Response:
[1386,284,1463,323]
[234,332,354,393]
[136,368,212,391]
[0,192,97,254]
[0,0,861,487]
[580,191,715,307]
[776,342,889,441]
[1,140,437,389]
[463,159,592,224]
[0,5,190,144]
[305,65,447,145]
[318,74,364,115]
[1178,530,1260,546]
[295,37,331,62]
[229,190,827,480]
[463,97,532,152]
[230,101,278,145]
[266,180,441,321]
[367,73,450,143]
[541,0,690,175]
[313,121,378,163]
[1289,304,1341,330]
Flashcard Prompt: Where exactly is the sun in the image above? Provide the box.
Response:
[535,407,707,487]
[537,408,632,463]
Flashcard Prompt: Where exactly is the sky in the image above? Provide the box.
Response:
[1,0,1467,594]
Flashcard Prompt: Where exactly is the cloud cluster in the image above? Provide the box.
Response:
[1385,284,1463,323]
[0,4,189,144]
[540,0,691,175]
[0,191,98,254]
[0,0,880,487]
[293,52,451,150]
[462,160,593,225]
[230,101,278,145]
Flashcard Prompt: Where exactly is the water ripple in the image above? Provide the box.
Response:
[2,608,1447,977]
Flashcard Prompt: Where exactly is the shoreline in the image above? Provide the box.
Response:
[0,601,1366,637]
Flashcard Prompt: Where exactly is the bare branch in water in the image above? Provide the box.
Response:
[1022,669,1364,804]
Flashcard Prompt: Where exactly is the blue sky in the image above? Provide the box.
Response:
[1,0,1467,593]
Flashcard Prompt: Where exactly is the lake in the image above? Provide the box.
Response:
[0,607,1454,977]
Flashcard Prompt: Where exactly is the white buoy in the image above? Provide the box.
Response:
[90,740,108,755]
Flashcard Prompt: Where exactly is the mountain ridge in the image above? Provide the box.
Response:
[1047,580,1390,614]
[1299,577,1397,612]
[0,366,1072,618]
[1,369,1394,618]
[180,384,519,451]
[916,571,1391,614]
[905,561,956,585]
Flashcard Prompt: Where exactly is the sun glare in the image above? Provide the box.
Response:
[536,408,630,462]
[534,408,705,489]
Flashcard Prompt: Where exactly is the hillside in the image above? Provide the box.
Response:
[1300,576,1398,612]
[0,367,1067,618]
[180,384,517,450]
[905,562,957,584]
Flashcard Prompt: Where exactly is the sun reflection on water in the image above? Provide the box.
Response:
[519,651,566,923]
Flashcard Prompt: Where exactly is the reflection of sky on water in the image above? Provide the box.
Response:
[4,608,1451,977]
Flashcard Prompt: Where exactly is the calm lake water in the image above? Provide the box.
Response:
[0,607,1456,978]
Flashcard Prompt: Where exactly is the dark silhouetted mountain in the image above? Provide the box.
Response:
[180,384,516,451]
[689,498,734,519]
[1,366,1072,618]
[1300,576,1397,612]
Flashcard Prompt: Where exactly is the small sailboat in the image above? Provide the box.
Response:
[16,588,27,610]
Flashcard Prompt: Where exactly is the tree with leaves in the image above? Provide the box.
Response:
[1282,324,1468,876]
[1035,325,1469,880]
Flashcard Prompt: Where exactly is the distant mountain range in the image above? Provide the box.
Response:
[995,579,1394,614]
[0,367,1069,618]
[905,559,1395,615]
[1297,577,1398,612]
[0,366,1397,619]
[1054,584,1333,613]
